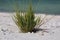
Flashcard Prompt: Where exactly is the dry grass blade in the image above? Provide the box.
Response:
[38,16,55,28]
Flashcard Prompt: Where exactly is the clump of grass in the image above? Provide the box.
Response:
[13,4,42,33]
[13,1,54,33]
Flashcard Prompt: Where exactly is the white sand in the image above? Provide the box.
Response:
[0,12,60,40]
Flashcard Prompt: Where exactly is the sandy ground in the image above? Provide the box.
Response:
[0,12,60,40]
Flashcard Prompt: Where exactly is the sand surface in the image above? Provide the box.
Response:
[0,12,60,40]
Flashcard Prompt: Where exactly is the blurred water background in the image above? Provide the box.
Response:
[0,0,60,14]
